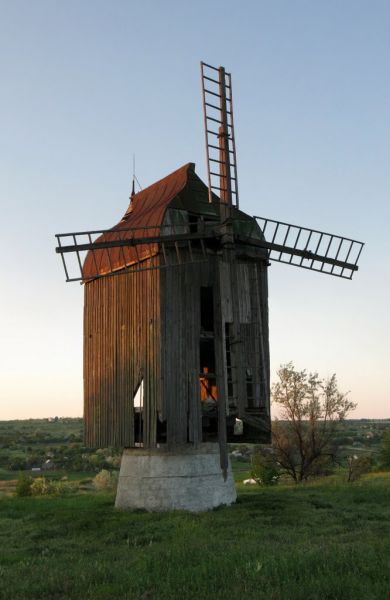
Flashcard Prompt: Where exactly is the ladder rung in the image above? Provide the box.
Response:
[210,172,237,181]
[206,115,223,125]
[213,120,233,128]
[208,143,235,153]
[205,101,221,111]
[201,62,220,72]
[203,75,220,85]
[211,185,228,192]
[204,88,222,99]
[210,158,237,168]
[204,88,231,102]
[211,185,238,194]
[206,129,219,137]
[205,102,232,115]
[206,114,233,127]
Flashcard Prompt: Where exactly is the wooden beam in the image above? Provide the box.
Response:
[56,231,216,255]
[235,236,359,272]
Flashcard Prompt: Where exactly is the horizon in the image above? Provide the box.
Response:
[1,415,390,423]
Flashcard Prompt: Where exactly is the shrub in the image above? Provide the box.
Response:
[52,480,77,495]
[251,452,280,486]
[379,429,390,469]
[29,476,77,496]
[346,455,373,482]
[30,477,56,496]
[16,473,33,497]
[93,469,118,491]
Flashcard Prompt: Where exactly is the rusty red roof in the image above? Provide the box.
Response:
[82,163,199,279]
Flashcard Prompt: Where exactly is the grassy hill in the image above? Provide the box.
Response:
[0,473,389,600]
[0,418,389,599]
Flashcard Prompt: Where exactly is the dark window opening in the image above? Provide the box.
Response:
[200,339,215,374]
[189,214,198,234]
[157,414,167,443]
[200,286,214,332]
[225,323,234,403]
[189,214,207,249]
[246,368,254,408]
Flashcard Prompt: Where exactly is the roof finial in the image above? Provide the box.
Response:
[130,154,136,200]
[129,154,143,205]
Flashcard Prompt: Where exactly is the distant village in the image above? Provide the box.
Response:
[0,417,388,477]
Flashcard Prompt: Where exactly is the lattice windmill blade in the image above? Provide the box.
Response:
[201,61,239,208]
[55,224,213,282]
[248,217,364,279]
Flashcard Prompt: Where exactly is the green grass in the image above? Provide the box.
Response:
[0,468,21,481]
[0,474,389,600]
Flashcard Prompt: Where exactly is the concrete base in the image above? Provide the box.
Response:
[115,443,237,512]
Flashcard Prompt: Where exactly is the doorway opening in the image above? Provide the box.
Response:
[133,379,143,445]
[200,286,218,438]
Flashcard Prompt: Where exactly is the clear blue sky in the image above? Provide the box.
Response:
[0,0,389,419]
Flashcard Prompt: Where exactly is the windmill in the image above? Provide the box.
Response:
[55,62,364,511]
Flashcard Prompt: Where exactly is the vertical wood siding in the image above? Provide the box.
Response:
[240,260,270,413]
[160,260,209,448]
[84,258,160,448]
[83,237,270,449]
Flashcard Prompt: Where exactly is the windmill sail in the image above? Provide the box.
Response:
[201,61,239,208]
[239,217,364,280]
[55,225,211,282]
[56,216,364,282]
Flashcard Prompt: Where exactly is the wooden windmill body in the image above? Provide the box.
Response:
[56,63,363,511]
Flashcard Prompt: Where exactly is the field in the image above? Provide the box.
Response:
[0,419,389,599]
[0,473,389,600]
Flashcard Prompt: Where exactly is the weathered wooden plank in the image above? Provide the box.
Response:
[237,262,251,323]
[219,260,233,322]
[228,261,246,416]
[213,257,228,477]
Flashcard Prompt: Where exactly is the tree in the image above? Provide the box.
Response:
[271,363,356,483]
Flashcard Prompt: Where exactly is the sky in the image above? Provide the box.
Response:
[0,0,389,420]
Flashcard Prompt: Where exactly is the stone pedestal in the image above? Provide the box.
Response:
[115,443,236,512]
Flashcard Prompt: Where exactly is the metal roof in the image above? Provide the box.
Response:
[82,163,208,279]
